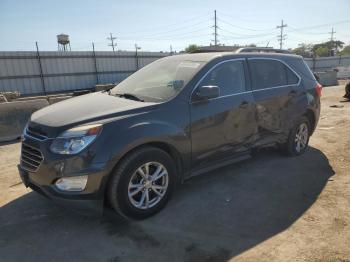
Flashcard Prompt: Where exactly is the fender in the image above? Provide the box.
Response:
[102,118,191,178]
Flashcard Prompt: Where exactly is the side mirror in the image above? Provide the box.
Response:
[193,85,220,101]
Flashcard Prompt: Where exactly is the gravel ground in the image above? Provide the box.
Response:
[0,85,349,262]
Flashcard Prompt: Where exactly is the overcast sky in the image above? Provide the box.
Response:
[0,0,349,52]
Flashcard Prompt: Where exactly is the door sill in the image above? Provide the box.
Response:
[188,152,251,179]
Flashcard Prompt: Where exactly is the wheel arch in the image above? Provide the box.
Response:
[304,109,316,135]
[103,141,185,205]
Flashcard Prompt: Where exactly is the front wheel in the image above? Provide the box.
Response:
[283,117,310,156]
[107,147,176,220]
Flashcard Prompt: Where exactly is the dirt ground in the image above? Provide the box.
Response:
[0,85,349,262]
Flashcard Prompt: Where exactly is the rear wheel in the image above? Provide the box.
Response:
[283,117,310,156]
[344,82,350,99]
[107,147,176,220]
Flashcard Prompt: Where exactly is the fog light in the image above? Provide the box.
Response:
[55,176,88,192]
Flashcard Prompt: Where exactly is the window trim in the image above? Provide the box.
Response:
[190,58,247,103]
[247,57,301,92]
[190,57,302,103]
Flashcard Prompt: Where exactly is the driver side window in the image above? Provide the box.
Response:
[200,60,246,96]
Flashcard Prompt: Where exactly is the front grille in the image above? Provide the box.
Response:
[20,143,44,172]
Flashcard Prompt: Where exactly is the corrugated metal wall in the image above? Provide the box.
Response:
[1,52,349,96]
[0,51,169,95]
[304,55,350,78]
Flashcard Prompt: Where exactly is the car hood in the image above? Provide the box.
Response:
[30,92,156,129]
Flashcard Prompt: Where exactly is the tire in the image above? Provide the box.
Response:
[282,116,311,156]
[107,146,176,220]
[344,82,350,99]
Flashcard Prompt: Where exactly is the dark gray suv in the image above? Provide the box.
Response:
[18,52,322,219]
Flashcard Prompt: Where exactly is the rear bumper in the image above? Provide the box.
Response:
[18,165,105,216]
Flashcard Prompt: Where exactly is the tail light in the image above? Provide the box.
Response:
[315,82,322,97]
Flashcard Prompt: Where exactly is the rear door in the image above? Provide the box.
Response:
[247,58,301,144]
[190,59,257,170]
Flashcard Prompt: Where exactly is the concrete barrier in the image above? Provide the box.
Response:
[73,90,91,96]
[0,99,49,142]
[315,70,338,86]
[337,66,350,79]
[48,96,72,105]
[95,84,116,92]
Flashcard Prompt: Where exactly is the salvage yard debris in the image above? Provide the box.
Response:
[0,92,20,102]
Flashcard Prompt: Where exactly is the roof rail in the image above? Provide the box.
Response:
[236,47,292,54]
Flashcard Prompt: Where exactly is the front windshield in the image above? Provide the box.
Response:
[111,57,205,102]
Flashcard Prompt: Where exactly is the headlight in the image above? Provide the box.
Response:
[50,124,102,154]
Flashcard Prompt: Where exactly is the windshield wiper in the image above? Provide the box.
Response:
[114,93,144,102]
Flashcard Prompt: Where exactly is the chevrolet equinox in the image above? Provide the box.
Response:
[18,52,321,219]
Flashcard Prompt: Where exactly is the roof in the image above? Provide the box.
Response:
[164,52,301,63]
[195,45,240,52]
[236,47,292,54]
[163,52,226,62]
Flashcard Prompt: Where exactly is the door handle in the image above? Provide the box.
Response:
[239,101,249,108]
[289,90,297,96]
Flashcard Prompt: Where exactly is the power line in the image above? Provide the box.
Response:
[107,33,117,52]
[119,19,210,39]
[218,18,275,32]
[288,20,350,32]
[220,28,274,39]
[217,11,277,24]
[118,27,209,41]
[276,19,287,49]
[118,12,211,35]
[287,26,329,35]
[117,33,211,42]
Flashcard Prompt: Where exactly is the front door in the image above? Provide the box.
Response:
[190,59,258,170]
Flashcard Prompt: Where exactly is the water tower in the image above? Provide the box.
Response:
[57,34,71,51]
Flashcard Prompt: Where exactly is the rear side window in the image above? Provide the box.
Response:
[286,67,299,84]
[200,60,246,96]
[249,59,299,90]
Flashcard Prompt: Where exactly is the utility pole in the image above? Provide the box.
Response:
[135,43,141,70]
[329,27,336,56]
[329,27,335,42]
[213,10,218,46]
[92,42,99,84]
[35,42,46,95]
[276,20,287,49]
[107,33,117,52]
[170,44,173,55]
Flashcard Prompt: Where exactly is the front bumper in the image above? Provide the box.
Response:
[18,131,114,216]
[18,164,108,216]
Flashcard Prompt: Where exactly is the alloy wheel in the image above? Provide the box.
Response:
[294,123,308,153]
[127,162,169,210]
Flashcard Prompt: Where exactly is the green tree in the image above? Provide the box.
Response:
[315,46,330,57]
[340,45,350,55]
[292,43,313,58]
[184,44,199,53]
[312,40,344,56]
